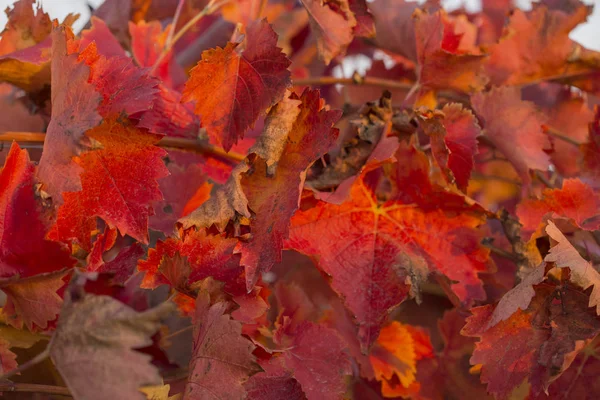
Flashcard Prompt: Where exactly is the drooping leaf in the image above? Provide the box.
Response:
[182,19,291,151]
[49,290,175,400]
[184,292,259,400]
[37,26,102,204]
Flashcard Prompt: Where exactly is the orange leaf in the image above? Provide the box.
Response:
[182,19,291,151]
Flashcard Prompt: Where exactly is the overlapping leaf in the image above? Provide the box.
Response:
[182,19,291,151]
[181,89,341,290]
[287,171,491,349]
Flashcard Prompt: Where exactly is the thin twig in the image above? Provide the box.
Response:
[0,348,49,381]
[166,0,187,47]
[534,170,554,188]
[0,383,71,397]
[544,126,581,147]
[163,324,193,340]
[256,0,268,19]
[471,172,521,186]
[0,132,246,163]
[293,76,414,91]
[151,0,231,74]
[482,241,524,264]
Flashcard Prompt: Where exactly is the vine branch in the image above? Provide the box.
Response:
[293,76,414,91]
[0,383,71,397]
[0,132,246,163]
[544,126,581,146]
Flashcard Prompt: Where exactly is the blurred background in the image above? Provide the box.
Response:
[0,0,598,50]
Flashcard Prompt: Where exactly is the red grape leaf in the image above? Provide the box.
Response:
[90,244,144,285]
[287,173,490,349]
[531,336,600,399]
[129,20,186,89]
[276,321,352,400]
[419,103,481,191]
[471,86,550,184]
[128,17,191,137]
[545,220,600,315]
[582,105,600,189]
[0,0,52,53]
[0,337,17,375]
[417,310,492,400]
[179,161,251,232]
[517,179,600,239]
[300,0,357,64]
[53,118,168,245]
[138,84,201,138]
[485,4,593,86]
[86,227,118,271]
[138,229,244,295]
[184,292,259,400]
[369,0,420,62]
[544,91,594,177]
[0,143,74,278]
[369,321,434,397]
[485,263,547,329]
[348,0,375,38]
[0,0,64,91]
[238,90,340,289]
[182,90,341,290]
[463,282,600,399]
[182,19,291,151]
[49,291,174,400]
[1,269,68,331]
[414,9,487,93]
[77,41,159,118]
[80,17,127,59]
[244,358,306,400]
[150,155,209,235]
[37,26,102,204]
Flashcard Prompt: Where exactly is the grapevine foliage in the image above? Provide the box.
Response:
[1,0,600,399]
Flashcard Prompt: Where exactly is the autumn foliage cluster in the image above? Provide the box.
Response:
[2,0,600,398]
